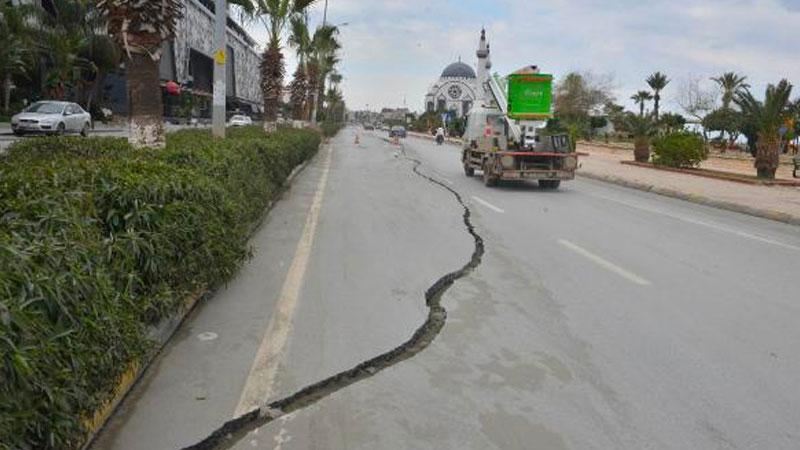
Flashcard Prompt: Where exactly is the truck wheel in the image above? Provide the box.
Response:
[464,165,475,177]
[539,180,561,190]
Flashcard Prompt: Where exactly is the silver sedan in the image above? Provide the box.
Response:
[11,101,92,136]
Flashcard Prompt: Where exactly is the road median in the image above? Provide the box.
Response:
[0,126,322,449]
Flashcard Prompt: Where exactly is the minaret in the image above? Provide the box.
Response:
[476,28,489,104]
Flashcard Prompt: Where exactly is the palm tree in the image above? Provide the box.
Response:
[288,14,311,121]
[40,0,119,105]
[0,3,39,113]
[711,72,749,110]
[627,113,655,162]
[631,90,653,117]
[646,71,669,121]
[734,79,793,179]
[307,23,339,124]
[96,0,183,148]
[253,0,316,132]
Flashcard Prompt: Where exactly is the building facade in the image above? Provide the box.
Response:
[105,0,263,118]
[423,29,492,118]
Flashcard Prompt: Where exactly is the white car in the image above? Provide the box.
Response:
[228,115,253,127]
[11,101,92,136]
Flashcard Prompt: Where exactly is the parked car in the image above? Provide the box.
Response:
[363,124,375,130]
[11,101,92,136]
[389,125,407,138]
[228,115,253,126]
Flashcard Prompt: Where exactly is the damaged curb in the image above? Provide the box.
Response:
[578,171,800,226]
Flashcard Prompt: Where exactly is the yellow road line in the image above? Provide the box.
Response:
[233,143,333,416]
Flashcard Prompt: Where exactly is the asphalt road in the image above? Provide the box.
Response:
[92,128,800,450]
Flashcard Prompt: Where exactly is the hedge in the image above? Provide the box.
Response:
[0,126,321,449]
[652,132,708,168]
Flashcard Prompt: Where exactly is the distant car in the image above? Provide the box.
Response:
[389,126,407,138]
[11,101,91,136]
[228,115,253,126]
[363,124,375,130]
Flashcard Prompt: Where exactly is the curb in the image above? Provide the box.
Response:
[78,142,323,450]
[577,171,800,226]
[620,160,800,187]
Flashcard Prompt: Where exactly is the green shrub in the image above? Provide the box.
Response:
[0,126,320,448]
[320,120,343,137]
[652,132,708,168]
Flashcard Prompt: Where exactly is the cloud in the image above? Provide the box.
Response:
[243,0,800,114]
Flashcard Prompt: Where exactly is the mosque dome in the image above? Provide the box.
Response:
[441,61,476,79]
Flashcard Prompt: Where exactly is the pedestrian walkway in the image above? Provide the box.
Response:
[577,143,800,225]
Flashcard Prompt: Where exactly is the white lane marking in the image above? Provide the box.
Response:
[233,144,333,416]
[558,239,652,286]
[588,192,800,252]
[472,196,505,213]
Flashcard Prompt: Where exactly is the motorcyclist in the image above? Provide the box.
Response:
[435,127,445,145]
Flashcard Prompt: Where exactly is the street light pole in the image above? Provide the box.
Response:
[212,0,227,138]
[322,0,328,25]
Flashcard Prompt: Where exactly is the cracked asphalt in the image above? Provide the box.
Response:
[92,127,800,450]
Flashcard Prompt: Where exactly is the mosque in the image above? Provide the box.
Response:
[424,29,492,118]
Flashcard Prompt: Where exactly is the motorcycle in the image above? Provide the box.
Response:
[436,134,444,145]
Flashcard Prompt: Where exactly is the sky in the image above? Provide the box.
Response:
[243,0,800,114]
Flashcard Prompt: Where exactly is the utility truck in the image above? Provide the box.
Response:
[462,66,578,189]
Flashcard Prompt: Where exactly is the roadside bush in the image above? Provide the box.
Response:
[652,131,708,168]
[0,126,320,449]
[320,120,343,137]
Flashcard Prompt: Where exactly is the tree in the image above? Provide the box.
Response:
[702,108,742,146]
[288,14,311,120]
[40,0,120,110]
[253,0,316,132]
[646,71,669,121]
[603,101,627,133]
[675,76,718,136]
[631,90,653,117]
[307,23,340,123]
[553,71,614,140]
[711,72,749,109]
[627,113,655,162]
[97,0,183,148]
[734,79,794,179]
[0,2,39,113]
[658,112,686,134]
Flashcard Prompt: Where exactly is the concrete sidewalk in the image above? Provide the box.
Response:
[577,143,800,225]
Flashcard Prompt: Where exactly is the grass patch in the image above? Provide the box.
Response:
[0,126,320,448]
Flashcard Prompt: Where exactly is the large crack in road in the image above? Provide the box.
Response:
[182,137,484,450]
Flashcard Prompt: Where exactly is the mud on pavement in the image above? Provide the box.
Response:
[181,137,485,450]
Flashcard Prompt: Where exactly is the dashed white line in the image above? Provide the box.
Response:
[558,239,652,286]
[587,192,800,252]
[471,196,505,213]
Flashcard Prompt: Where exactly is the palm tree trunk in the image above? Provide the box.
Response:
[754,132,779,179]
[653,94,660,121]
[260,43,284,133]
[639,102,644,117]
[127,52,165,148]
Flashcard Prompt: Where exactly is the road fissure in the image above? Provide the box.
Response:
[180,137,485,450]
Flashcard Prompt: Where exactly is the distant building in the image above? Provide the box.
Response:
[423,29,492,118]
[380,108,410,123]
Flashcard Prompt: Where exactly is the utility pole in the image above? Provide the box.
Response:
[212,0,227,138]
[311,0,329,127]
